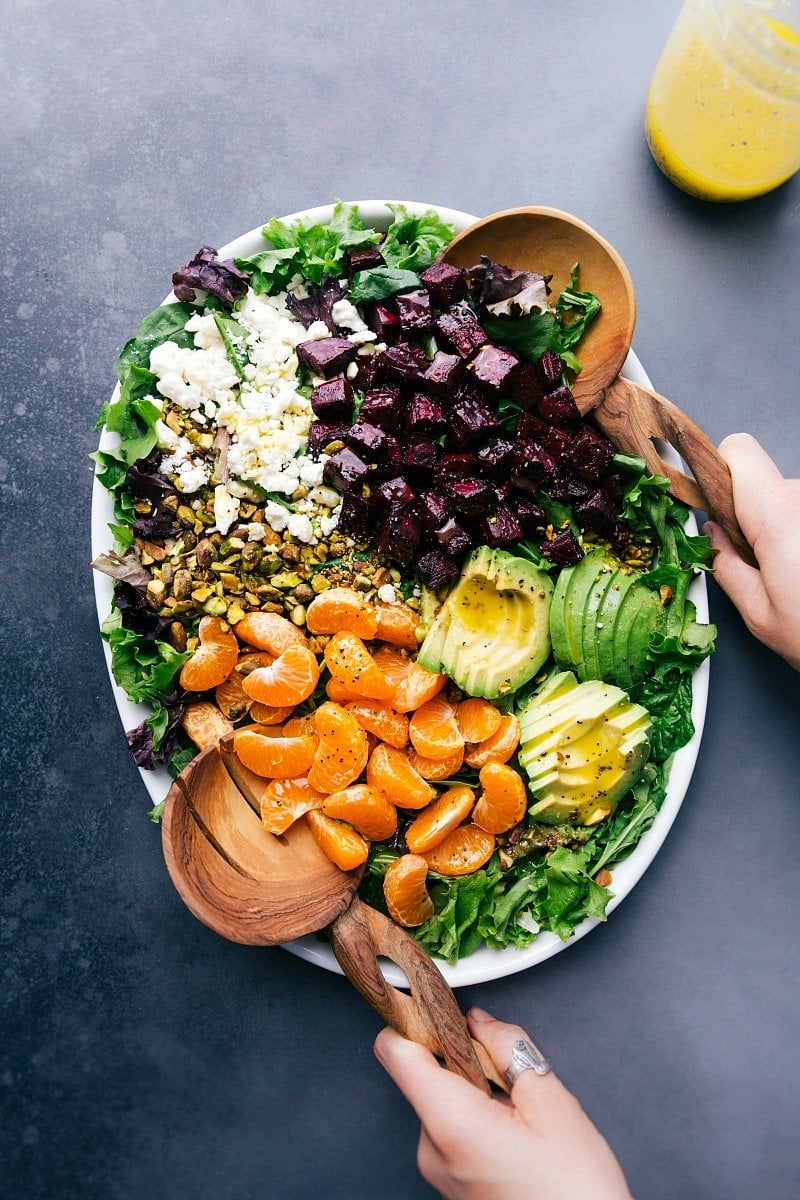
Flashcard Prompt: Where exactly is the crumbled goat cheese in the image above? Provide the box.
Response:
[213,484,241,535]
[377,584,398,604]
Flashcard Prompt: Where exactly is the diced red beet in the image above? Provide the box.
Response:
[416,489,452,532]
[513,494,547,533]
[375,475,416,507]
[310,377,354,421]
[445,477,493,517]
[547,465,590,503]
[308,420,350,459]
[323,446,371,493]
[344,420,390,460]
[537,349,566,389]
[359,385,405,430]
[435,305,487,358]
[407,394,447,436]
[347,245,385,278]
[374,434,404,478]
[434,518,473,558]
[512,441,557,487]
[377,503,422,565]
[296,337,356,378]
[396,289,433,333]
[480,507,524,547]
[511,361,546,410]
[336,493,376,541]
[403,438,441,477]
[602,473,623,508]
[477,437,518,477]
[565,425,615,482]
[447,393,500,446]
[469,343,521,395]
[439,453,475,480]
[366,303,401,343]
[352,353,384,391]
[417,549,461,591]
[420,262,468,308]
[515,413,573,461]
[379,341,427,383]
[539,528,584,565]
[422,351,465,397]
[573,487,618,535]
[537,386,580,425]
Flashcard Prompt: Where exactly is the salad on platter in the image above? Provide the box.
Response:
[92,200,716,967]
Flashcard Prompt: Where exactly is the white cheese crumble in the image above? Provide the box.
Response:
[377,583,398,604]
[213,484,241,535]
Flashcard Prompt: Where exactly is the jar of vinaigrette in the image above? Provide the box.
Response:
[646,0,800,201]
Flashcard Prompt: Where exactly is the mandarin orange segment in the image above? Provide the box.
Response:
[456,698,503,744]
[464,712,521,768]
[307,702,369,793]
[472,763,528,835]
[325,677,365,704]
[405,786,475,854]
[236,611,308,654]
[408,695,464,760]
[305,809,369,871]
[283,714,318,740]
[392,660,447,713]
[375,603,420,650]
[324,632,397,701]
[372,645,413,690]
[366,744,436,810]
[242,643,320,707]
[305,587,378,639]
[260,776,324,835]
[422,824,495,876]
[249,701,296,725]
[179,616,240,692]
[232,727,316,779]
[322,784,398,841]
[383,854,435,927]
[407,744,465,781]
[344,701,409,749]
[214,672,253,722]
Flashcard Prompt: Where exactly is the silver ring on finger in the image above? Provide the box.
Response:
[503,1037,552,1088]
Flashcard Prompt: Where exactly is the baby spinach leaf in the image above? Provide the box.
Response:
[115,302,194,377]
[348,267,421,304]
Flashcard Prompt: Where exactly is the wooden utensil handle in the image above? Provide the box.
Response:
[330,897,495,1094]
[595,377,757,566]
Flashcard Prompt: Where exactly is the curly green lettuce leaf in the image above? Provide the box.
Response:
[101,609,188,705]
[380,205,455,272]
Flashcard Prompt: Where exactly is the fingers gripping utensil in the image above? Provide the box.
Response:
[441,206,755,565]
[161,741,494,1093]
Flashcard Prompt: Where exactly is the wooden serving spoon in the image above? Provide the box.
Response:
[441,206,755,565]
[162,736,496,1094]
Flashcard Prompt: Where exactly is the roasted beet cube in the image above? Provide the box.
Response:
[513,494,547,533]
[395,289,433,333]
[416,488,451,532]
[445,477,493,518]
[375,475,416,508]
[512,440,557,487]
[566,425,615,482]
[537,386,580,426]
[477,437,518,478]
[352,353,384,391]
[574,488,618,536]
[310,377,354,421]
[407,393,447,436]
[323,446,370,493]
[448,393,500,447]
[422,351,465,397]
[307,420,350,459]
[379,341,427,383]
[434,518,473,557]
[336,493,376,541]
[539,528,584,565]
[366,303,401,343]
[375,434,404,478]
[537,349,566,389]
[345,420,390,461]
[417,549,461,591]
[480,507,524,547]
[435,305,487,358]
[359,385,405,430]
[511,361,546,410]
[296,337,356,379]
[347,244,385,278]
[439,453,475,480]
[469,344,521,396]
[403,438,441,477]
[515,412,572,461]
[547,465,590,503]
[420,262,468,308]
[377,503,422,565]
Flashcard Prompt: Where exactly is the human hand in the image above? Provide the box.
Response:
[374,1007,633,1200]
[704,433,800,671]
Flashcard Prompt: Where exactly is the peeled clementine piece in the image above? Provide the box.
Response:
[322,784,398,841]
[249,702,297,725]
[392,661,447,713]
[215,652,275,720]
[324,632,397,701]
[405,786,475,854]
[366,744,436,810]
[344,701,409,749]
[409,695,464,760]
[232,727,316,779]
[307,702,369,793]
[383,854,435,927]
[374,603,420,650]
[260,776,324,835]
[306,810,369,871]
[456,698,503,744]
[372,645,412,691]
[422,824,495,876]
[179,616,239,692]
[306,587,378,639]
[472,762,528,835]
[406,744,465,781]
[236,611,308,654]
[242,643,320,707]
[464,713,520,768]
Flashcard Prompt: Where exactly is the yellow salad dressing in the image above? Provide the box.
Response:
[646,0,800,201]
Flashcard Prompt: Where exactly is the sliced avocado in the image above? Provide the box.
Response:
[417,584,443,639]
[417,546,553,699]
[550,549,605,675]
[579,558,618,682]
[623,587,665,687]
[517,670,651,825]
[594,570,639,684]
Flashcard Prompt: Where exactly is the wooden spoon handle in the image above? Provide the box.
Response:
[330,897,495,1094]
[595,376,756,566]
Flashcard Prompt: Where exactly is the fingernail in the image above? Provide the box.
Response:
[468,1006,491,1023]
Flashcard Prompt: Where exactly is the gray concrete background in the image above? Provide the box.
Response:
[2,2,799,1197]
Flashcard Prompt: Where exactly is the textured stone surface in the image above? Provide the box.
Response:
[2,2,799,1198]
